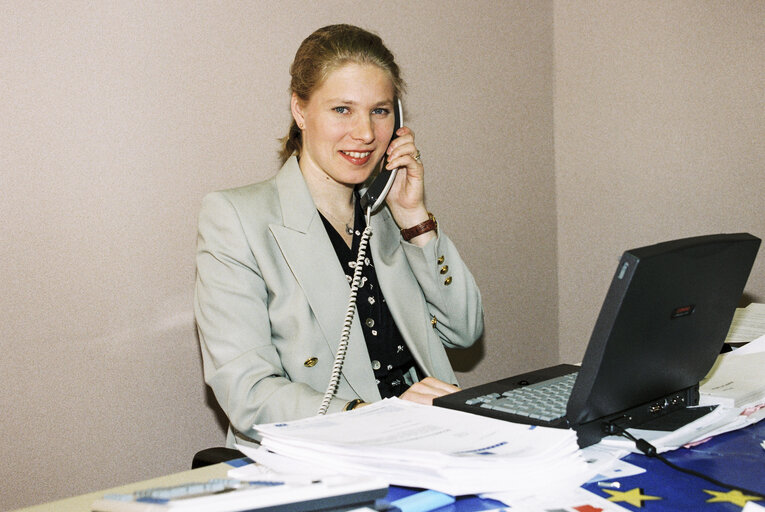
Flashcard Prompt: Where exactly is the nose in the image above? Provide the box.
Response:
[350,114,375,143]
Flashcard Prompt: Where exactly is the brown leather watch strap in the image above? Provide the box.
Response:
[401,213,437,241]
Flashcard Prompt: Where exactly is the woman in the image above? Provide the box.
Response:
[194,24,483,446]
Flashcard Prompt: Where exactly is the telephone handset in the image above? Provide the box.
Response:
[316,99,404,415]
[358,98,404,214]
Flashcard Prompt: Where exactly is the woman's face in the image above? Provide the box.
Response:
[292,63,396,188]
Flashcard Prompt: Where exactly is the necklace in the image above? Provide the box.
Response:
[317,201,355,235]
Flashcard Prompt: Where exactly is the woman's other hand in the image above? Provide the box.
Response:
[399,376,460,405]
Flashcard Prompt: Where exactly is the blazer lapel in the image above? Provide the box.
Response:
[369,208,434,375]
[268,158,379,400]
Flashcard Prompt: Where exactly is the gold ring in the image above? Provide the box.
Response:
[413,150,421,163]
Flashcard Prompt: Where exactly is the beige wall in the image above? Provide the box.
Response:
[554,1,765,362]
[1,2,555,509]
[1,1,762,510]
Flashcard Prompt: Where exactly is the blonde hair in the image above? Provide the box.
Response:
[279,24,405,164]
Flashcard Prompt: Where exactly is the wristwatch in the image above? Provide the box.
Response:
[401,213,437,241]
[344,399,365,411]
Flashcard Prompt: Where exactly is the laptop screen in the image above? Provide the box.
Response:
[567,233,760,445]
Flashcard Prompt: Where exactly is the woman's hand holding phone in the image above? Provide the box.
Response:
[384,126,434,246]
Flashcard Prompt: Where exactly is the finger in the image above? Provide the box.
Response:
[385,141,422,172]
[419,376,461,394]
[386,127,415,155]
[391,126,414,142]
[404,379,459,400]
[386,143,415,166]
[399,388,435,405]
[385,151,421,171]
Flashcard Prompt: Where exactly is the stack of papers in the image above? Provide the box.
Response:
[237,398,595,499]
[91,475,388,512]
[724,303,765,345]
[700,333,765,407]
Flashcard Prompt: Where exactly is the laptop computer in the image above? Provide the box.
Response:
[434,233,761,447]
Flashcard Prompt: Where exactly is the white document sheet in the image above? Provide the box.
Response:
[241,398,594,497]
[728,328,765,356]
[724,303,765,345]
[700,350,765,407]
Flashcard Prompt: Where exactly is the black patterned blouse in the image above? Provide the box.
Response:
[318,195,422,398]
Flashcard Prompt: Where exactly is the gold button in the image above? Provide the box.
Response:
[365,318,375,328]
[437,256,445,264]
[444,276,452,285]
[372,360,381,370]
[440,265,449,274]
[431,316,438,327]
[304,357,318,367]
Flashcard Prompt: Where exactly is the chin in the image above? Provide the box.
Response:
[346,174,374,188]
[341,166,378,186]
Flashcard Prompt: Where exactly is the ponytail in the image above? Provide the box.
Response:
[279,119,302,165]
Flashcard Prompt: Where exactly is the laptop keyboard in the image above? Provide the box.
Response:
[463,372,578,423]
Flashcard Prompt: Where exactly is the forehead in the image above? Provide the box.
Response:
[312,62,395,102]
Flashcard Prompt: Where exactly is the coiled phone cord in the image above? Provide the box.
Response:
[317,208,374,415]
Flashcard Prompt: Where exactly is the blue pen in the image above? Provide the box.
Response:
[385,490,455,512]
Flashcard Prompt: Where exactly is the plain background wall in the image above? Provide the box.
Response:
[554,1,765,361]
[0,2,762,510]
[1,2,555,510]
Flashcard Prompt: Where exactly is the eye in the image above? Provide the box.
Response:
[333,106,350,114]
[372,108,390,116]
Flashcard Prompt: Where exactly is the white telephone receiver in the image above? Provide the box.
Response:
[358,98,404,213]
[317,98,404,415]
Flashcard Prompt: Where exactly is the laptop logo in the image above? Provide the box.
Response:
[671,304,695,319]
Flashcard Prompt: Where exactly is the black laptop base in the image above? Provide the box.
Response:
[435,364,707,448]
[434,364,578,429]
[577,383,703,447]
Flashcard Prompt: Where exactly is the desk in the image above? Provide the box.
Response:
[11,420,764,512]
[580,418,765,511]
[387,418,765,511]
[10,464,231,512]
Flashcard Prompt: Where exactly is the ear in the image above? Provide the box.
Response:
[291,92,305,130]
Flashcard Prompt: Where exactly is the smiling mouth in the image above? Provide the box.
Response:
[340,150,372,165]
[342,151,371,159]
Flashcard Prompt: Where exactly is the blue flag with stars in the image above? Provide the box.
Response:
[581,419,765,511]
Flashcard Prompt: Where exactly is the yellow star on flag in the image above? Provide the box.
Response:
[704,489,763,507]
[603,487,662,507]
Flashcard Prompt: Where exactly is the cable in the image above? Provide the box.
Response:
[316,207,374,415]
[609,422,765,499]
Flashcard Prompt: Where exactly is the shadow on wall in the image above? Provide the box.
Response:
[740,293,758,308]
[194,330,233,434]
[446,334,485,373]
[204,386,230,433]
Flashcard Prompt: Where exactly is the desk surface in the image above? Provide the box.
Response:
[582,418,765,511]
[11,420,765,512]
[11,464,231,512]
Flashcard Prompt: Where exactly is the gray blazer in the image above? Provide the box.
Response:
[194,156,483,444]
